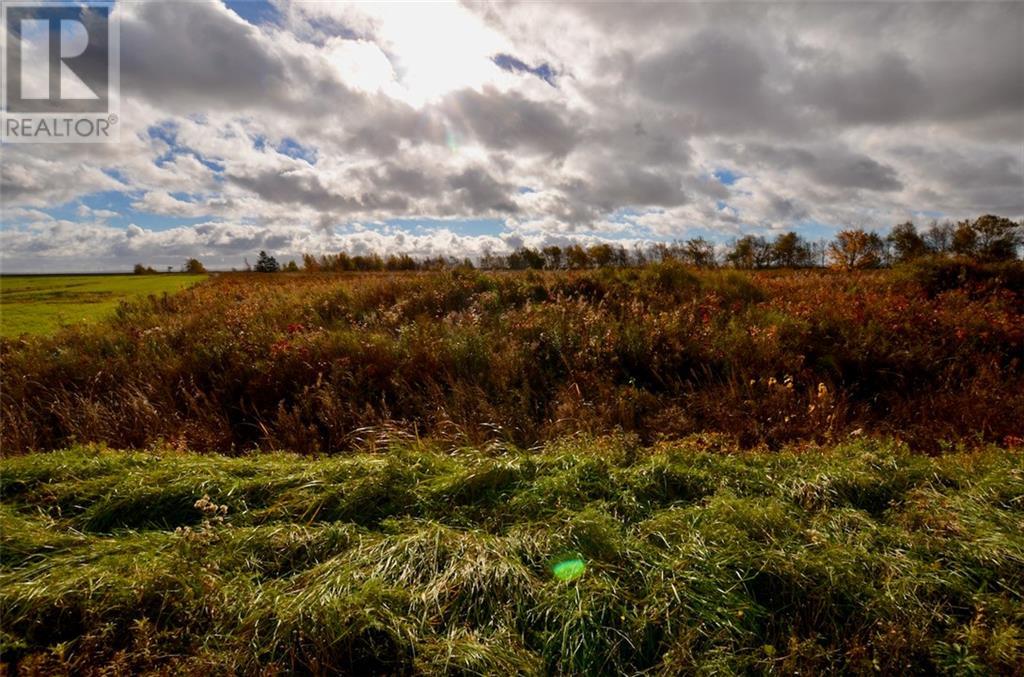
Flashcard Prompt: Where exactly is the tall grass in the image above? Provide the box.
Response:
[1,437,1022,674]
[2,264,1022,454]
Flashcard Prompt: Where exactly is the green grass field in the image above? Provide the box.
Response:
[0,274,206,337]
[1,437,1021,674]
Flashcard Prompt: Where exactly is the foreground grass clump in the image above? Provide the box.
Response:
[2,437,1022,674]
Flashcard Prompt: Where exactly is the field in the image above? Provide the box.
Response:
[2,262,1023,674]
[0,274,206,338]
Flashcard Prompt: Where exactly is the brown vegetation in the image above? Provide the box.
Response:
[2,259,1022,454]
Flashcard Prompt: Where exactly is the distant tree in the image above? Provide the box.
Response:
[631,243,649,266]
[727,235,771,269]
[509,247,544,270]
[330,252,354,271]
[951,220,978,258]
[384,254,417,271]
[283,260,300,272]
[682,237,717,267]
[828,229,884,269]
[934,214,1022,261]
[527,248,546,270]
[971,214,1022,262]
[565,244,590,269]
[301,253,321,272]
[771,232,813,268]
[726,238,749,268]
[351,254,384,271]
[887,222,928,264]
[611,245,629,267]
[479,247,500,270]
[587,243,615,268]
[542,245,563,270]
[184,258,207,274]
[418,256,443,271]
[810,239,830,267]
[133,263,157,275]
[924,221,955,255]
[254,250,280,273]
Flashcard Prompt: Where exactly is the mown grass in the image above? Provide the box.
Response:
[0,274,207,337]
[2,437,1021,674]
[2,264,1022,453]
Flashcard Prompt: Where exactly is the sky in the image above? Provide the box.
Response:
[1,0,1022,272]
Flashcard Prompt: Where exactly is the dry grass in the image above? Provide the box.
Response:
[2,263,1022,454]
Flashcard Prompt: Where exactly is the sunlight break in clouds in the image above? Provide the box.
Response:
[1,0,1021,272]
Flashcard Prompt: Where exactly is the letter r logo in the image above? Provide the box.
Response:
[4,3,111,113]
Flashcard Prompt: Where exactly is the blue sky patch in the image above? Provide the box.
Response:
[712,168,741,186]
[35,190,214,232]
[492,54,556,85]
[224,0,281,27]
[101,168,130,185]
[277,138,318,165]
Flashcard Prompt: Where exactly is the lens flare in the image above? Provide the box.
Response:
[552,558,586,581]
[445,123,462,152]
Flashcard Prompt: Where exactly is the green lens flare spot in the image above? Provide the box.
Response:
[552,558,586,581]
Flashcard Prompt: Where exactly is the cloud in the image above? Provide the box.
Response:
[794,52,928,126]
[0,219,656,273]
[718,142,904,193]
[633,32,776,130]
[1,0,1021,272]
[118,1,363,116]
[442,87,581,157]
[1,155,125,207]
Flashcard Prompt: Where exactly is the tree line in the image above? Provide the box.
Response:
[135,214,1021,274]
[133,258,207,274]
[298,214,1019,272]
